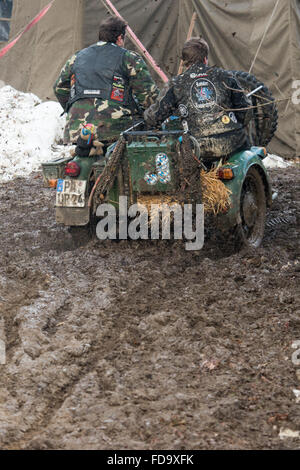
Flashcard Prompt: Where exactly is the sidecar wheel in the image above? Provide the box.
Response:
[231,71,278,147]
[235,167,266,248]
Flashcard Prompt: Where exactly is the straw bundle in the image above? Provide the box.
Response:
[137,194,179,212]
[200,168,232,214]
[137,194,181,225]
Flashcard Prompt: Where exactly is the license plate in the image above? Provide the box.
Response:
[56,179,87,208]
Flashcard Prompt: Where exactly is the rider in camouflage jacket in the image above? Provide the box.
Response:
[144,38,251,158]
[54,17,158,145]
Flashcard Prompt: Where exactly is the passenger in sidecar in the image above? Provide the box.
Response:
[144,37,252,160]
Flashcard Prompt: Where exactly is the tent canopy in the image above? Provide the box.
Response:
[0,0,299,158]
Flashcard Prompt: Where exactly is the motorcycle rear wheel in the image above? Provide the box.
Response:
[234,167,267,248]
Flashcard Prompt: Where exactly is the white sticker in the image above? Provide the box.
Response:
[144,153,171,185]
[229,112,238,123]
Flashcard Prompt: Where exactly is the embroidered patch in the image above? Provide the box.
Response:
[113,75,125,87]
[83,90,101,95]
[111,75,125,102]
[190,79,217,111]
[70,74,76,98]
[111,87,124,102]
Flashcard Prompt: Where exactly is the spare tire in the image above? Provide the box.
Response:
[231,71,278,147]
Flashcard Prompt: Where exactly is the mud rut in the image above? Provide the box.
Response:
[0,167,299,450]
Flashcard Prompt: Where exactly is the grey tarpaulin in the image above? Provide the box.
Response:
[0,0,299,158]
[188,0,300,159]
[0,0,83,100]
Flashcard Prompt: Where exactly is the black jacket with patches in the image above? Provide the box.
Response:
[67,42,131,110]
[144,63,252,157]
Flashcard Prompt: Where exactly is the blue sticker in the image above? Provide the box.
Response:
[57,179,64,193]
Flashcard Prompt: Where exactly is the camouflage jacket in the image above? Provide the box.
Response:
[144,63,251,157]
[54,42,159,144]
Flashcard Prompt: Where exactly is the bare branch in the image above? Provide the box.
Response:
[215,96,290,113]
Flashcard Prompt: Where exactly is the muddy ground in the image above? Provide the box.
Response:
[0,166,299,450]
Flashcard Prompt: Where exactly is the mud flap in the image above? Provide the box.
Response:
[56,206,90,226]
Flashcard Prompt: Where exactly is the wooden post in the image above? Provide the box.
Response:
[101,0,169,83]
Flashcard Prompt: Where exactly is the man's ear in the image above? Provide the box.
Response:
[116,35,123,46]
[204,57,208,65]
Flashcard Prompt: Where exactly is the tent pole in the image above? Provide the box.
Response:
[100,0,168,83]
[249,0,280,74]
[177,12,197,75]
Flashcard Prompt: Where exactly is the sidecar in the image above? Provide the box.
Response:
[109,130,273,248]
[41,128,273,248]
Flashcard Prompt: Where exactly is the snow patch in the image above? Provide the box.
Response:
[293,389,300,403]
[263,153,292,169]
[0,86,73,182]
[279,428,300,439]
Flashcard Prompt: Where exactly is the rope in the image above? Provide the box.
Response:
[249,0,280,74]
[89,136,126,213]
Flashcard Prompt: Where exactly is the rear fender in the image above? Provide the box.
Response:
[216,146,272,228]
[69,155,101,181]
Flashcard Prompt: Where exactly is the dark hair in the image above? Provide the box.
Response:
[181,37,209,66]
[98,16,127,43]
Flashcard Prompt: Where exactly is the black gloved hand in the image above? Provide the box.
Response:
[75,135,93,157]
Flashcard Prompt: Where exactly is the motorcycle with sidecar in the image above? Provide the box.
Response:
[42,71,278,248]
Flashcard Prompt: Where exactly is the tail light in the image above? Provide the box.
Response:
[217,167,234,180]
[64,161,81,177]
[48,179,57,188]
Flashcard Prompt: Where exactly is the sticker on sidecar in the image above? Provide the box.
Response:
[56,179,87,208]
[144,153,171,186]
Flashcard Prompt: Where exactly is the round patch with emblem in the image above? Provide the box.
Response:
[190,78,217,112]
[222,115,231,125]
[178,104,188,117]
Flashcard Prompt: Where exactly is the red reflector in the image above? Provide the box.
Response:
[64,161,81,177]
